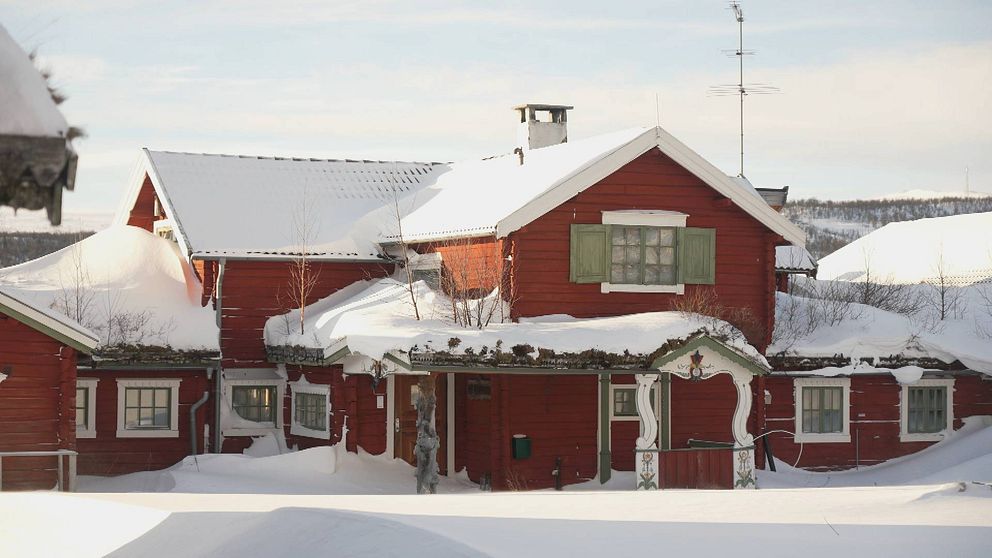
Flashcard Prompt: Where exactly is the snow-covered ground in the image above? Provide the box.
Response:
[3,420,991,557]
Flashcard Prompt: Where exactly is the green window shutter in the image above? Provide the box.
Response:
[677,227,716,285]
[570,224,610,283]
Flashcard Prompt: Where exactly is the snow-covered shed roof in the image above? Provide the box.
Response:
[0,24,68,137]
[0,225,218,350]
[0,285,98,353]
[263,277,767,370]
[395,127,806,247]
[114,150,446,261]
[776,245,817,273]
[818,212,992,285]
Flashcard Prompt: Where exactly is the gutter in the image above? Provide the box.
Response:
[189,390,210,456]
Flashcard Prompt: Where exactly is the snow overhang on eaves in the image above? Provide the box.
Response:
[0,289,99,353]
[495,127,807,248]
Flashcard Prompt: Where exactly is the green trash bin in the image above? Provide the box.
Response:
[511,435,531,459]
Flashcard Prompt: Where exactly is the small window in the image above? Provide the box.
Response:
[610,384,657,420]
[900,379,953,442]
[232,386,277,423]
[793,378,850,443]
[294,392,327,431]
[801,387,843,434]
[610,226,676,285]
[76,387,89,430]
[467,378,491,400]
[124,387,172,429]
[76,378,99,438]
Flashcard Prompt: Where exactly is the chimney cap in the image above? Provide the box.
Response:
[512,103,574,111]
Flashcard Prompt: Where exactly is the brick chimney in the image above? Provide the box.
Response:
[514,103,573,150]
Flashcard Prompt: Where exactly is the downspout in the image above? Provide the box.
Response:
[213,258,226,453]
[189,391,209,456]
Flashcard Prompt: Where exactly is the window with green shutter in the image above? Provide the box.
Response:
[570,223,715,287]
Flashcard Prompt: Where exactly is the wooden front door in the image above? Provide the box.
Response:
[393,374,447,472]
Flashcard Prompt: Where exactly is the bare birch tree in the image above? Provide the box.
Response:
[283,187,321,335]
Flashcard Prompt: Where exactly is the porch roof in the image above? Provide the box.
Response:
[263,278,767,371]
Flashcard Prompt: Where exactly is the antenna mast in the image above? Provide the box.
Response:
[708,2,778,178]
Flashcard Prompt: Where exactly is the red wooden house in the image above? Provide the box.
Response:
[2,104,989,491]
[0,287,98,490]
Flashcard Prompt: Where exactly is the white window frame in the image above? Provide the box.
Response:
[222,377,285,437]
[609,382,659,421]
[600,210,688,294]
[793,377,851,443]
[76,378,99,439]
[290,382,331,440]
[116,378,181,438]
[900,378,954,442]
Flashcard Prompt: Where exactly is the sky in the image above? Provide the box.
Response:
[1,0,991,227]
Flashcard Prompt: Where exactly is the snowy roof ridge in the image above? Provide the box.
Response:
[145,148,446,167]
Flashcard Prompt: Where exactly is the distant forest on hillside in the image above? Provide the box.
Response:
[0,231,94,267]
[784,197,992,259]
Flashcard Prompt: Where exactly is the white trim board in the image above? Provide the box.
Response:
[0,288,99,352]
[899,378,954,443]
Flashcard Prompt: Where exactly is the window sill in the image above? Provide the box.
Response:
[793,433,850,444]
[900,431,947,443]
[290,423,331,440]
[116,429,179,439]
[600,283,685,294]
[222,427,279,437]
[76,429,97,439]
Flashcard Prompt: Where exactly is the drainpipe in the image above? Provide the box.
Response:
[189,391,209,456]
[213,258,227,453]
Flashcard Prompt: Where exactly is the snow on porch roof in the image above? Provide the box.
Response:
[393,126,806,247]
[776,245,817,273]
[262,278,768,371]
[0,285,98,353]
[115,150,447,261]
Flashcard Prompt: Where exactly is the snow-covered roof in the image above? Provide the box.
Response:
[0,285,98,353]
[0,225,218,350]
[818,212,992,285]
[396,127,806,247]
[263,277,766,369]
[114,150,446,261]
[776,245,817,273]
[770,291,992,375]
[0,25,68,137]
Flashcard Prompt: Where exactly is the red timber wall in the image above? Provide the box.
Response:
[0,315,76,489]
[454,373,598,490]
[508,148,778,349]
[412,237,506,293]
[218,260,390,368]
[219,366,388,455]
[762,374,992,470]
[77,369,211,476]
[125,175,167,232]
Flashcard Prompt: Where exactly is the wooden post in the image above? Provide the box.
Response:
[414,374,439,494]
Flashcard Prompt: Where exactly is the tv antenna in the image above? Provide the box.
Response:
[708,1,779,178]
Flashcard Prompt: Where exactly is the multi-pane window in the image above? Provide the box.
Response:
[801,386,844,434]
[232,386,277,423]
[612,386,657,418]
[294,392,326,431]
[76,387,89,430]
[610,226,676,285]
[907,386,947,434]
[123,387,172,430]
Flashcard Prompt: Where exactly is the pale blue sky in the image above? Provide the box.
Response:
[2,0,991,218]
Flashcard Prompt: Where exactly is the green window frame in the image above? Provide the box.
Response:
[294,392,327,431]
[232,385,277,423]
[124,387,172,430]
[610,226,677,285]
[801,386,843,434]
[75,387,89,430]
[907,386,947,434]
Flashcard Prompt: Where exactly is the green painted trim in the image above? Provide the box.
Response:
[660,374,671,450]
[678,227,716,285]
[649,335,768,376]
[570,224,610,283]
[0,303,96,354]
[598,374,611,484]
[381,351,413,371]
